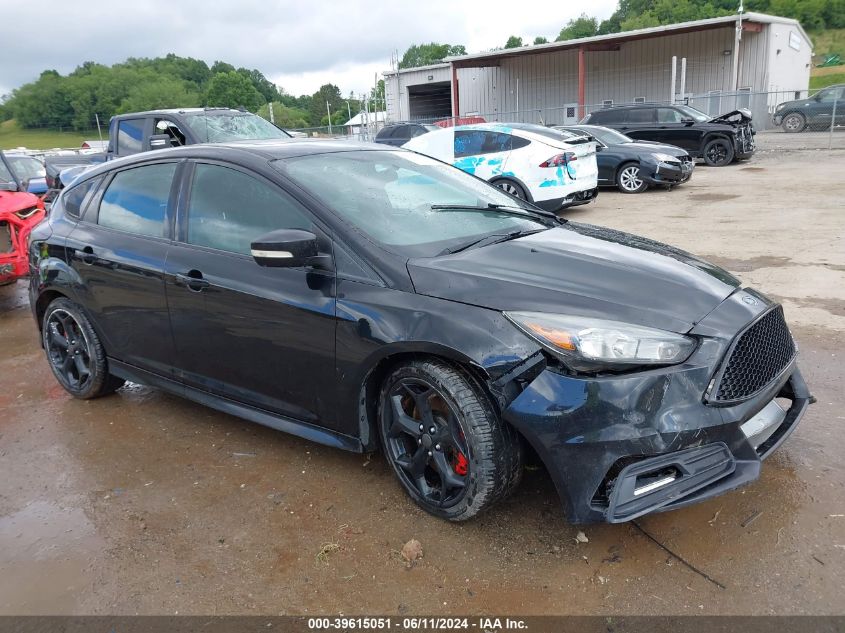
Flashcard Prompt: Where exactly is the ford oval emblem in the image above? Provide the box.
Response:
[742,295,759,306]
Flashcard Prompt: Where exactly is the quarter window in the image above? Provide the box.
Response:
[117,118,145,155]
[186,163,312,256]
[63,176,102,219]
[98,163,176,238]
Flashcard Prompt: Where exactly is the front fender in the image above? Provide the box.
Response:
[334,278,542,441]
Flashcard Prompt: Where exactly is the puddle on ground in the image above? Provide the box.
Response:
[0,500,104,614]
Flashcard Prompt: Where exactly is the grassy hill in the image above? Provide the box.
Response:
[0,120,100,151]
[808,29,844,90]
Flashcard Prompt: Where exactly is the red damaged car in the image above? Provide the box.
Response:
[0,166,45,285]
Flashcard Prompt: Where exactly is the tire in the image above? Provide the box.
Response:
[42,297,125,399]
[616,163,648,193]
[377,358,523,521]
[702,138,735,167]
[492,179,527,200]
[781,112,806,133]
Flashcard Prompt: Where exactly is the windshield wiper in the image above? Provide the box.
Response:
[430,202,560,222]
[438,228,546,256]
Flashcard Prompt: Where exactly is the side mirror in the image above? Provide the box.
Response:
[0,181,18,192]
[149,134,175,149]
[681,118,695,125]
[251,229,320,268]
[595,144,603,151]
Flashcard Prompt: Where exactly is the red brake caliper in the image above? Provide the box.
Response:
[453,452,468,476]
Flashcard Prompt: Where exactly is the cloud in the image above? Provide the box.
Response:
[0,0,617,97]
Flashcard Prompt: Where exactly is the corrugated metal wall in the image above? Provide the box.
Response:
[385,65,452,122]
[385,22,810,125]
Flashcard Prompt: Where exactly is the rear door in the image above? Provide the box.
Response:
[618,107,658,141]
[164,160,338,427]
[453,130,513,177]
[64,160,180,376]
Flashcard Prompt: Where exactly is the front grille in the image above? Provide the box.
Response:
[713,307,795,403]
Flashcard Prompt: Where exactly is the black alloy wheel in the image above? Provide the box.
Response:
[703,138,735,166]
[384,377,470,508]
[378,359,523,521]
[42,298,124,399]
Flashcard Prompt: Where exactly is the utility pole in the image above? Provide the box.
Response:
[731,0,744,92]
[326,100,332,135]
[268,102,275,124]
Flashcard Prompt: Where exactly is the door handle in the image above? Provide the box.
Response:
[175,270,210,292]
[79,246,96,265]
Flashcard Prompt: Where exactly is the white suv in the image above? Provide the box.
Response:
[402,122,599,210]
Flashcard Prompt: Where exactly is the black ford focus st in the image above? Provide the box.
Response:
[28,140,811,524]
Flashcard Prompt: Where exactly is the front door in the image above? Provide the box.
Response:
[64,161,180,376]
[164,161,337,428]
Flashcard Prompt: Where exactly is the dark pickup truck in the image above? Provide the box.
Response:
[46,108,291,191]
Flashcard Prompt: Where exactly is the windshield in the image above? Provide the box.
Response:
[5,155,45,181]
[675,105,711,122]
[275,150,550,258]
[183,111,290,142]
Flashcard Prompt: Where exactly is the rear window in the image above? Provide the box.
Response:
[117,118,145,155]
[586,109,621,124]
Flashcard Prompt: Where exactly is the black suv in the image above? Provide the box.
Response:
[581,104,755,167]
[374,122,440,147]
[773,85,845,132]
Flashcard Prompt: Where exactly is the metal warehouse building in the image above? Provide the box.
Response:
[384,12,812,128]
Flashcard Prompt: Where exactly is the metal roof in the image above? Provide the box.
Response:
[442,12,811,68]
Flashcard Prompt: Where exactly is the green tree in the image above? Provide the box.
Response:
[533,36,549,45]
[118,76,201,113]
[556,14,599,41]
[505,35,524,48]
[257,102,310,128]
[237,68,281,103]
[309,83,344,126]
[210,61,236,75]
[205,71,265,111]
[399,43,467,68]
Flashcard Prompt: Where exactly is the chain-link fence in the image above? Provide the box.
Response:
[393,88,844,151]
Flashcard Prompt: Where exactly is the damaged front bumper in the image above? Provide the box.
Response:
[644,159,694,186]
[501,293,810,524]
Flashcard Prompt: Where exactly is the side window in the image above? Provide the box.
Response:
[63,176,102,219]
[154,118,187,146]
[98,163,176,238]
[117,118,145,155]
[408,126,428,139]
[186,163,312,256]
[481,132,513,153]
[510,135,530,150]
[656,108,684,123]
[0,160,13,184]
[818,87,843,103]
[628,108,654,123]
[454,130,487,157]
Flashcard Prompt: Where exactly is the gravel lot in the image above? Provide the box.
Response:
[1,142,844,616]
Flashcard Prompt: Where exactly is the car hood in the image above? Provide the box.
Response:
[0,190,41,215]
[709,109,753,126]
[408,223,741,334]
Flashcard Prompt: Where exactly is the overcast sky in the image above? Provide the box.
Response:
[0,0,618,99]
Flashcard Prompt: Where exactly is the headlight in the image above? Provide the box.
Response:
[652,153,679,164]
[505,312,696,372]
